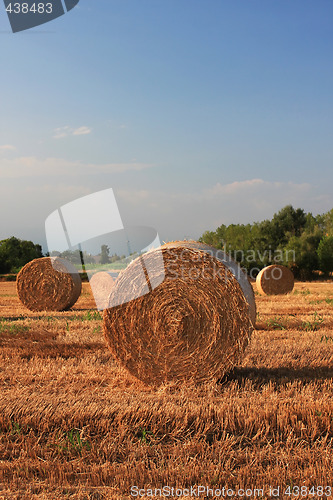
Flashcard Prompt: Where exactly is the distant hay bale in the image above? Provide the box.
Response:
[17,257,82,312]
[256,264,294,296]
[89,271,114,310]
[103,245,253,385]
[162,241,256,325]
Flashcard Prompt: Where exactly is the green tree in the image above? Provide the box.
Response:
[283,233,320,279]
[317,236,333,276]
[323,208,333,236]
[100,245,110,264]
[271,205,307,245]
[110,253,121,263]
[0,237,43,273]
[199,230,221,247]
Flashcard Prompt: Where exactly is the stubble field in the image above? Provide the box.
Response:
[0,280,332,499]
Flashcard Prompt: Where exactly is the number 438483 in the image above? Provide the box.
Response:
[6,3,53,14]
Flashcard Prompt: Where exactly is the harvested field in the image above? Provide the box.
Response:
[0,280,332,499]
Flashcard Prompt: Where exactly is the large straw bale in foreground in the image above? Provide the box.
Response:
[256,264,294,296]
[104,246,253,385]
[162,240,256,325]
[17,257,82,311]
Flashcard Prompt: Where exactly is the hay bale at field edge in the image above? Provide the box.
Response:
[16,257,82,312]
[256,264,294,296]
[103,245,253,385]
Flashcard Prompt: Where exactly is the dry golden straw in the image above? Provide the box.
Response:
[162,240,256,325]
[17,257,82,312]
[89,271,114,310]
[104,245,253,385]
[256,264,294,296]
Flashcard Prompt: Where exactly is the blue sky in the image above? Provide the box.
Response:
[0,0,332,250]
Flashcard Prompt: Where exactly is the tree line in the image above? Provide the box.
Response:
[0,238,126,274]
[1,205,332,278]
[200,205,333,279]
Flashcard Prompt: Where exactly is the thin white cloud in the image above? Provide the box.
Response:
[72,126,92,136]
[201,179,310,199]
[0,156,154,178]
[53,126,92,139]
[0,144,15,151]
[53,126,71,139]
[118,179,312,208]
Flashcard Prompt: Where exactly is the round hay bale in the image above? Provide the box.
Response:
[256,264,294,296]
[162,240,256,325]
[17,257,82,312]
[103,246,253,385]
[89,271,114,310]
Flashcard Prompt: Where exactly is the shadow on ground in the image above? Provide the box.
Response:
[221,366,333,387]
